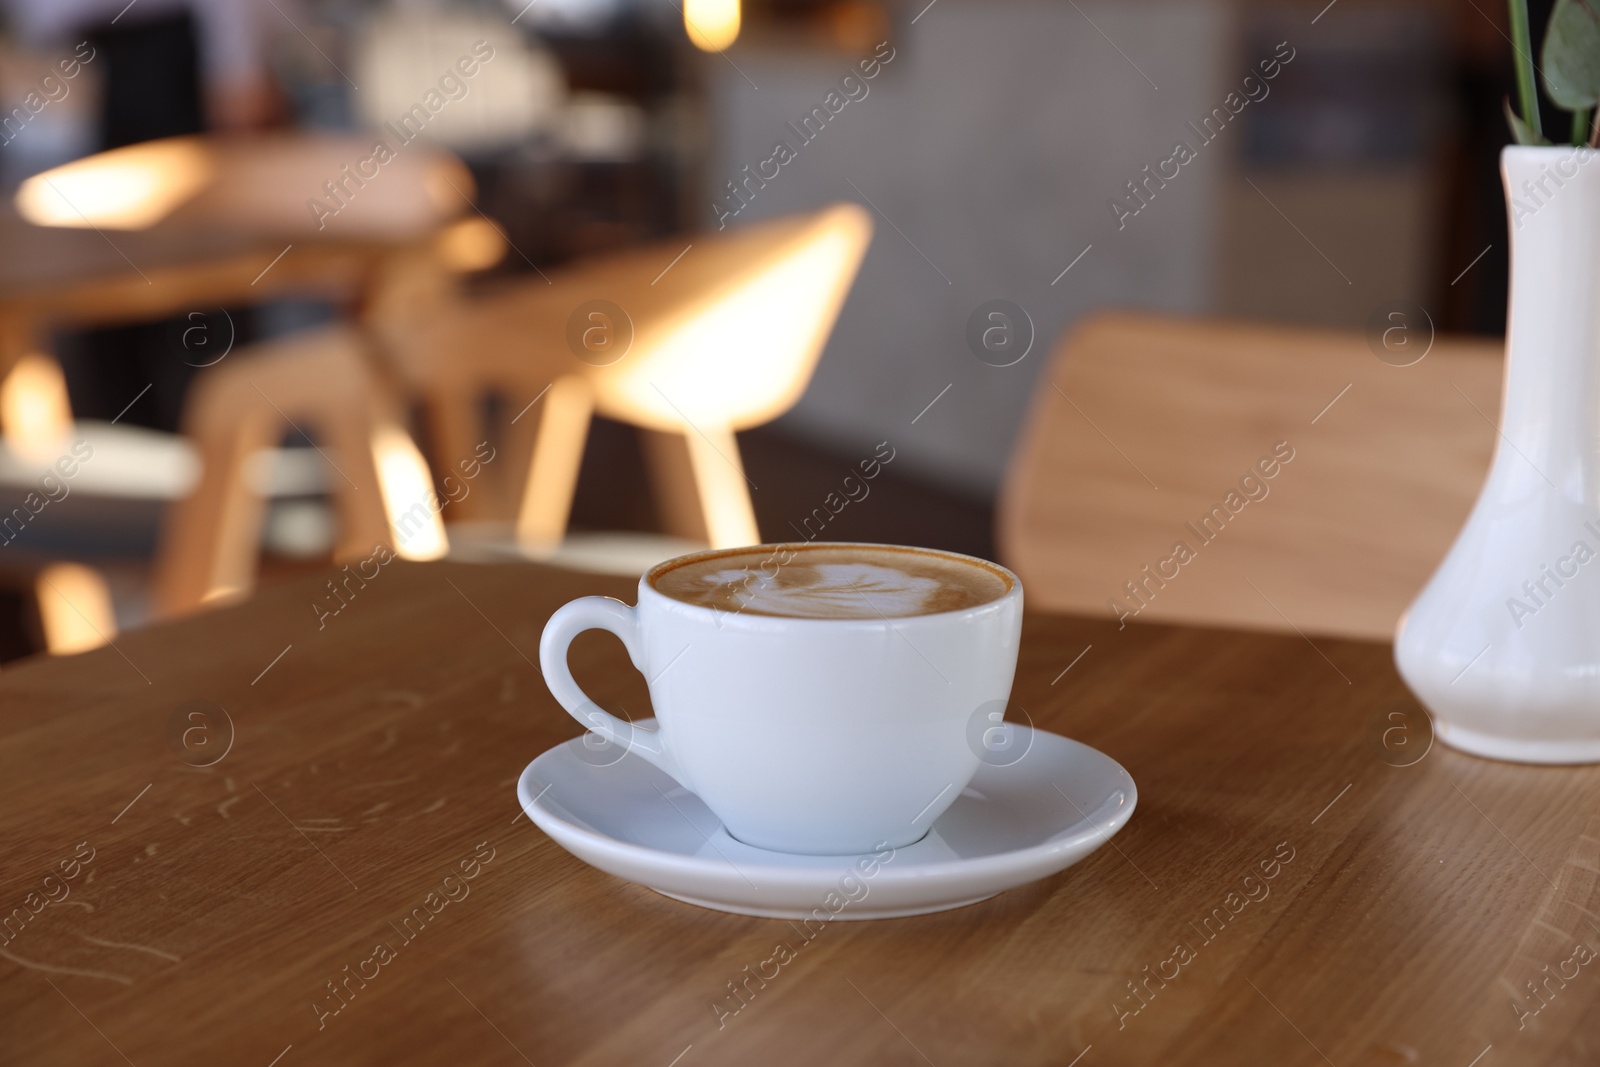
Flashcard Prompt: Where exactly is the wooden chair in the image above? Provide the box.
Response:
[151,327,417,616]
[998,312,1504,641]
[377,202,874,552]
[152,204,871,615]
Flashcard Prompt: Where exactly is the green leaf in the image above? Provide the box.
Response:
[1543,0,1600,109]
[1505,96,1553,144]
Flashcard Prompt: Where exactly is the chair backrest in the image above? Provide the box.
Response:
[998,312,1504,641]
[389,203,874,431]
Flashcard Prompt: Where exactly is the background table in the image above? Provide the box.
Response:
[0,209,412,376]
[0,560,1595,1065]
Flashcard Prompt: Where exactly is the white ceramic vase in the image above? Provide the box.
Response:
[1396,145,1600,763]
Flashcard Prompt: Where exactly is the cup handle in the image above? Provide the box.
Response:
[538,596,683,781]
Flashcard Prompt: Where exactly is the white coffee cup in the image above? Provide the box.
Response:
[538,542,1023,855]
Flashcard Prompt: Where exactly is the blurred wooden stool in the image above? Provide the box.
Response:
[379,203,874,552]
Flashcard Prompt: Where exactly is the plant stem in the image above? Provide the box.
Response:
[1575,109,1591,146]
[1508,0,1542,138]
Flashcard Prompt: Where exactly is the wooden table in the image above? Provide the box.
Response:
[1,560,1595,1065]
[0,209,410,374]
[0,133,470,373]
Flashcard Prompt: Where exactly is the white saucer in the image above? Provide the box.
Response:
[516,722,1137,919]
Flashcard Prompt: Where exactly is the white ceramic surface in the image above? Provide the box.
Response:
[537,543,1023,854]
[516,722,1137,919]
[1396,146,1600,763]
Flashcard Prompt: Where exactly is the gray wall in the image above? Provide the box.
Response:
[708,0,1234,498]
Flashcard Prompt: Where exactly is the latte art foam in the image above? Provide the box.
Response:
[650,544,1011,619]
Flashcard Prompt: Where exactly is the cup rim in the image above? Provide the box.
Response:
[638,541,1022,629]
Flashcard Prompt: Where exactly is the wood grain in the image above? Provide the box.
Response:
[0,560,1596,1065]
[999,312,1505,641]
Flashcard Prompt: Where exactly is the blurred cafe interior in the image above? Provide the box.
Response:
[15,0,1600,1063]
[0,0,1523,657]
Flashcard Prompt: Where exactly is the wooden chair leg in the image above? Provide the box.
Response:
[0,352,73,460]
[325,413,403,562]
[639,429,710,544]
[516,375,593,552]
[0,314,30,387]
[498,385,552,527]
[424,387,491,522]
[681,424,760,548]
[35,563,118,655]
[152,403,275,616]
[366,419,449,560]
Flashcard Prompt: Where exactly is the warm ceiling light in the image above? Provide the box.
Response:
[685,0,740,52]
[1,354,73,462]
[15,138,215,230]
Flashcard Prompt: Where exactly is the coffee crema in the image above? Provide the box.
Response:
[649,544,1012,619]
